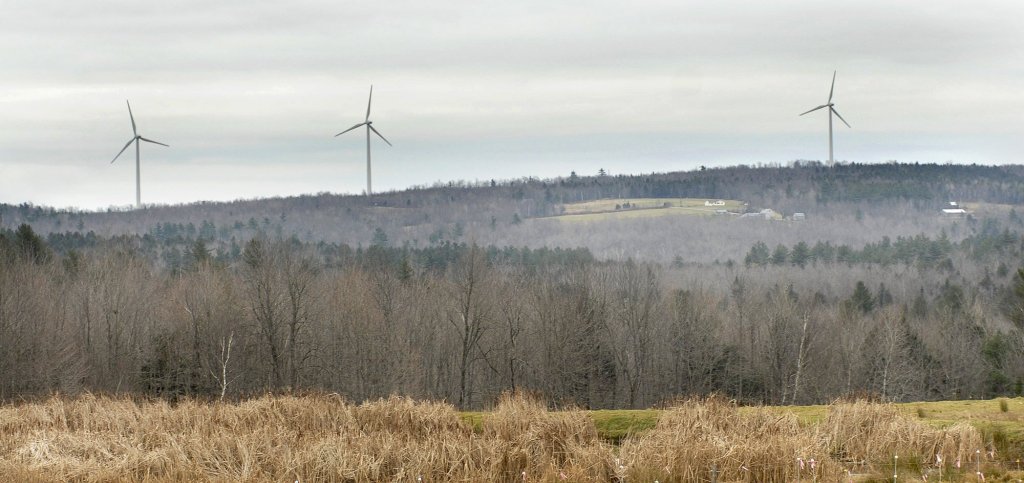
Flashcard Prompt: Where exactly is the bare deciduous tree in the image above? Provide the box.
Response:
[446,245,493,407]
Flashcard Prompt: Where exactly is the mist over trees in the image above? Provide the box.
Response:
[1,162,1023,408]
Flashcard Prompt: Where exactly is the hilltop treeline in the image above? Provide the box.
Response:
[2,223,1023,408]
[2,163,1023,266]
[5,162,1024,226]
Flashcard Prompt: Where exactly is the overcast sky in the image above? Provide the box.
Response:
[1,0,1022,209]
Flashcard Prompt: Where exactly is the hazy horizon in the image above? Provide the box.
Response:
[4,159,1021,214]
[2,0,1022,209]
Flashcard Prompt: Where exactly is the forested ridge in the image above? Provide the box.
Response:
[1,162,1023,409]
[4,161,1023,240]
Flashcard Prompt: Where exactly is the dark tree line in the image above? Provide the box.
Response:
[745,222,1022,269]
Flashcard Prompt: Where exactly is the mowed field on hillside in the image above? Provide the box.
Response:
[547,198,746,222]
[2,393,1024,482]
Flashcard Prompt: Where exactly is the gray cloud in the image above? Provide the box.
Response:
[1,0,1022,208]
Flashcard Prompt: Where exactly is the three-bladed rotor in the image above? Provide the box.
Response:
[799,71,851,128]
[335,86,392,146]
[111,101,169,164]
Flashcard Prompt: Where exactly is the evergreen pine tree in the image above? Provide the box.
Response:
[850,281,874,313]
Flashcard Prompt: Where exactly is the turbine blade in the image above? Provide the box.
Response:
[111,138,135,163]
[139,136,169,147]
[369,125,392,146]
[366,85,373,122]
[828,71,836,103]
[831,107,851,128]
[335,122,366,137]
[799,105,828,116]
[127,100,137,136]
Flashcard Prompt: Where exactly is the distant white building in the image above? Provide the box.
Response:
[942,208,967,215]
[792,213,806,221]
[740,209,778,220]
[704,200,726,207]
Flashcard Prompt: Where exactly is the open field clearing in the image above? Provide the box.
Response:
[1,394,1022,482]
[962,202,1023,216]
[548,198,745,222]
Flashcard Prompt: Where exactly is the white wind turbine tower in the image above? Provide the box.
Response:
[335,85,392,196]
[110,100,169,208]
[800,71,851,166]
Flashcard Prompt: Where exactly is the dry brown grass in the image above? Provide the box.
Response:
[0,393,993,482]
[619,397,987,482]
[481,391,614,482]
[820,399,984,467]
[0,392,613,482]
[620,396,842,482]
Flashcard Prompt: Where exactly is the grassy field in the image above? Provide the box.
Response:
[595,399,1024,461]
[1,393,1022,481]
[548,197,746,222]
[469,397,1024,451]
[460,408,661,442]
[470,397,1024,481]
[962,201,1023,216]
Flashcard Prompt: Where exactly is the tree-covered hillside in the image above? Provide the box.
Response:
[3,162,1023,264]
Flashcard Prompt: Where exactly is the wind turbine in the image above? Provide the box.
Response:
[800,71,851,166]
[110,100,168,208]
[335,85,392,196]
